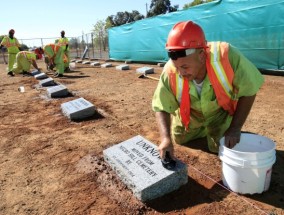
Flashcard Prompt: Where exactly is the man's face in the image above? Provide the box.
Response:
[172,49,204,80]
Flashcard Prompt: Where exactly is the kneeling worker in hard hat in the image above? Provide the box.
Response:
[152,21,264,160]
[43,43,64,77]
[0,29,21,76]
[11,49,43,76]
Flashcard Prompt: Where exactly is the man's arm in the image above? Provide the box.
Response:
[224,94,256,148]
[156,111,174,159]
[31,59,40,71]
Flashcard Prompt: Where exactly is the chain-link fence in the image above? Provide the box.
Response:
[18,32,109,60]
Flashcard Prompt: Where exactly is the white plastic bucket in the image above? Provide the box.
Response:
[219,133,276,194]
[69,62,76,70]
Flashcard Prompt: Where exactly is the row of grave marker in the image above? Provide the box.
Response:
[30,62,187,202]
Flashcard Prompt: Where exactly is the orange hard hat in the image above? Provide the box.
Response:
[166,21,206,50]
[9,29,15,34]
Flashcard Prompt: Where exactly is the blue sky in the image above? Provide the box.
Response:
[1,0,191,40]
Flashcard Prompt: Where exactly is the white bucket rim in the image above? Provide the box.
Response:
[219,133,276,168]
[219,133,276,154]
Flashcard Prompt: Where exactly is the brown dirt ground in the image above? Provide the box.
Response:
[0,58,284,215]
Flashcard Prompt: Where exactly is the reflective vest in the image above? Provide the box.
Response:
[168,42,238,129]
[1,36,20,54]
[44,44,61,58]
[19,51,36,62]
[58,37,69,50]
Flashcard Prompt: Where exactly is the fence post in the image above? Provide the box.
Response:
[91,33,95,59]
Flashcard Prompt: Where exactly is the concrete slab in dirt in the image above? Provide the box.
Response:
[39,77,56,87]
[75,60,83,63]
[61,97,96,120]
[30,70,41,76]
[47,85,69,98]
[71,59,76,62]
[90,61,100,66]
[101,63,112,68]
[116,64,129,70]
[34,73,48,80]
[157,63,165,67]
[103,135,188,202]
[136,67,154,74]
[82,61,91,65]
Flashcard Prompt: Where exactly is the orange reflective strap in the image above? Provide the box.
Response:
[168,61,191,129]
[180,78,190,129]
[206,42,237,115]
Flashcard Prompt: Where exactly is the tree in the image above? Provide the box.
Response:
[92,20,108,51]
[106,10,144,27]
[183,0,214,9]
[147,0,178,18]
[68,38,78,49]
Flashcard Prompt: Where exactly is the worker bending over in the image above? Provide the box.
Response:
[43,43,65,78]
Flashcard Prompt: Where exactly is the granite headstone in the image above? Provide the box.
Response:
[82,61,91,64]
[30,70,41,76]
[61,97,96,120]
[136,67,154,74]
[101,63,112,68]
[47,85,69,98]
[103,135,188,202]
[39,77,56,87]
[34,73,48,80]
[116,64,129,70]
[90,61,100,66]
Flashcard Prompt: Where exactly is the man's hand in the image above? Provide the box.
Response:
[224,127,241,149]
[158,138,175,160]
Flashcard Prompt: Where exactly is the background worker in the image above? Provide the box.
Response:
[43,43,64,77]
[57,30,70,72]
[12,50,43,76]
[0,29,21,76]
[152,21,264,160]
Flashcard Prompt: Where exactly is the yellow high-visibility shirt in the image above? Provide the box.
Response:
[0,36,20,54]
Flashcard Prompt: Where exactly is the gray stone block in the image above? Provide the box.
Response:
[116,64,129,70]
[47,85,69,98]
[39,77,56,87]
[61,97,96,120]
[82,61,91,64]
[34,73,48,80]
[103,135,188,202]
[30,70,41,76]
[90,61,100,66]
[136,67,154,74]
[157,63,165,67]
[75,60,83,63]
[101,63,112,68]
